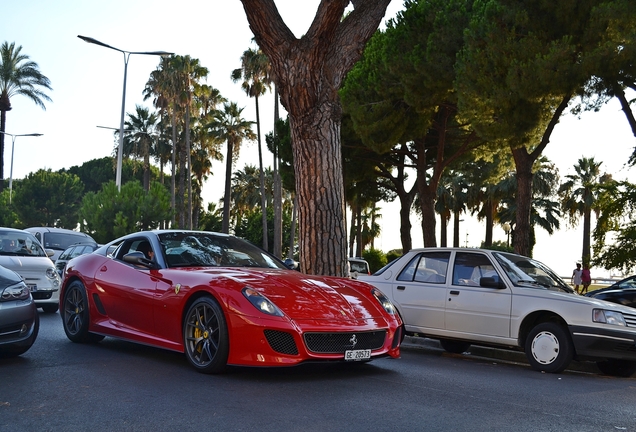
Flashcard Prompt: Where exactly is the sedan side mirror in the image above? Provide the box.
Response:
[480,276,507,289]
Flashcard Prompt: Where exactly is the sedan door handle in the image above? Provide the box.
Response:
[449,290,460,295]
[397,286,405,290]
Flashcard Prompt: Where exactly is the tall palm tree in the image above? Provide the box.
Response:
[171,55,209,229]
[144,56,179,226]
[0,41,52,188]
[559,157,609,265]
[208,102,256,233]
[123,105,158,192]
[232,47,272,249]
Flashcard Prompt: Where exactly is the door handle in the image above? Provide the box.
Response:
[397,286,405,290]
[449,290,460,295]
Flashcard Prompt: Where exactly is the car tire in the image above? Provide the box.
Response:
[183,296,229,374]
[61,280,104,343]
[0,313,39,358]
[41,303,59,313]
[439,339,471,354]
[596,359,636,377]
[525,322,573,373]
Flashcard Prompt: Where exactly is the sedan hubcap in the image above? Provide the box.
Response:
[531,331,559,365]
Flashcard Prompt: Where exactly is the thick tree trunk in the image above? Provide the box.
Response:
[241,0,391,275]
[511,146,534,257]
[289,101,348,275]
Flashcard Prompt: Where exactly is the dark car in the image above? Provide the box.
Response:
[55,242,100,276]
[0,264,39,357]
[586,276,636,309]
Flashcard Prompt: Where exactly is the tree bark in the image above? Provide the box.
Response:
[222,139,234,234]
[240,0,391,275]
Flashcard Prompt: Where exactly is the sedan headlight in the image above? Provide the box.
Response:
[593,309,626,326]
[371,287,395,315]
[0,281,30,301]
[242,287,283,317]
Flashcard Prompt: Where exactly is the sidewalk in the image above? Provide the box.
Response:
[401,335,601,375]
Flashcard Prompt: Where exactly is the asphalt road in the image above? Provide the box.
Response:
[1,311,635,432]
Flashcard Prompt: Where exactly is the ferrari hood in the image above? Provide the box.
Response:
[221,268,383,321]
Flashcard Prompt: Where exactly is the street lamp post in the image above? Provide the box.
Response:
[0,131,42,204]
[78,35,172,191]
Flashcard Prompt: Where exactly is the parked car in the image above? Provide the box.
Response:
[25,227,97,262]
[586,276,636,309]
[0,228,61,313]
[0,264,39,357]
[349,257,370,279]
[60,230,402,373]
[55,242,100,276]
[358,248,636,377]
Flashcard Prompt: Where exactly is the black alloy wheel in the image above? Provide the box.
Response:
[183,297,229,374]
[62,280,104,343]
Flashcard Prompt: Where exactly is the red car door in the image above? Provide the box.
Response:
[94,259,157,337]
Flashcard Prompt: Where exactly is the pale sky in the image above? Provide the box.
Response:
[3,0,636,277]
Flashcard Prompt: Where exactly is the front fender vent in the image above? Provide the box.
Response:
[264,330,299,355]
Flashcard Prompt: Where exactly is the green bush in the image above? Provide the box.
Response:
[362,248,387,273]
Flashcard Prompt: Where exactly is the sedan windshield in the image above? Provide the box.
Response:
[0,231,47,257]
[158,232,286,269]
[493,252,573,293]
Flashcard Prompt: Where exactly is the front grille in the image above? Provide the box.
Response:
[31,291,53,300]
[614,343,636,353]
[264,330,299,355]
[304,330,386,354]
[624,312,636,328]
[0,321,29,342]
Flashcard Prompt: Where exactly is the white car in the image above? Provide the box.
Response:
[0,228,61,313]
[358,248,636,377]
[26,227,97,262]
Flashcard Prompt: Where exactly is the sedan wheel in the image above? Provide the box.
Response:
[525,322,573,373]
[62,280,104,343]
[183,297,229,374]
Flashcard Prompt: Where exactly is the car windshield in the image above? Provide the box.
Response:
[493,252,573,293]
[0,231,47,257]
[158,232,287,269]
[42,232,93,251]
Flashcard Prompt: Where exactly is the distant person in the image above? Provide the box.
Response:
[581,264,592,294]
[571,263,583,293]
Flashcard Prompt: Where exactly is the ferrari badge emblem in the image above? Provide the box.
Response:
[174,283,181,295]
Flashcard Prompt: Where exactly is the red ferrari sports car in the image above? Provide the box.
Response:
[60,230,401,373]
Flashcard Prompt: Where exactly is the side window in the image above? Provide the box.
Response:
[70,246,85,258]
[397,252,450,283]
[59,247,74,260]
[452,252,499,287]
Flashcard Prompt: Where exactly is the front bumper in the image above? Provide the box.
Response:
[570,325,636,362]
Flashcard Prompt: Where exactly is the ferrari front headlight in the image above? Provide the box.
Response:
[243,287,283,317]
[592,309,626,326]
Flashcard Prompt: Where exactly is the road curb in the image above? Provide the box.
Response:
[401,336,601,375]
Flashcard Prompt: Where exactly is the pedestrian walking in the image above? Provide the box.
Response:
[572,263,583,294]
[581,264,592,294]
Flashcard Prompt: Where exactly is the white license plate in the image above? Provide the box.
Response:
[27,284,37,292]
[344,349,371,361]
